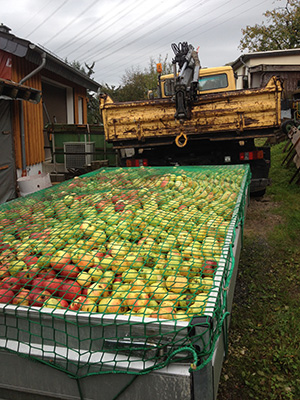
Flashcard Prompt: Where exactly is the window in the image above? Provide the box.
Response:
[78,97,83,124]
[163,73,229,97]
[164,79,175,97]
[198,73,228,92]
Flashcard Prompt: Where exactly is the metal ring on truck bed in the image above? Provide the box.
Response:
[175,131,188,147]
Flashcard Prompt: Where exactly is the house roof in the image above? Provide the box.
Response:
[231,48,300,70]
[0,78,41,103]
[0,24,100,92]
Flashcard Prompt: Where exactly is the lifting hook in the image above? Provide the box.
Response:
[175,131,188,148]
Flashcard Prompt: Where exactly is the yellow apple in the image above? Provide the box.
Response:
[166,275,189,293]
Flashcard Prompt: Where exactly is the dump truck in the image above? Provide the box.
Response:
[100,42,282,195]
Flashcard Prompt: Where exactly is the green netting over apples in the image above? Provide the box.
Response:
[0,165,250,376]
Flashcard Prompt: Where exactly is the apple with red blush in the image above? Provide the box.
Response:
[0,276,22,293]
[202,260,218,277]
[42,277,64,295]
[16,268,35,287]
[38,268,57,280]
[59,264,80,279]
[29,289,52,307]
[0,265,9,279]
[57,280,82,301]
[69,296,96,312]
[43,297,69,309]
[23,255,39,266]
[0,288,14,304]
[50,251,72,270]
[12,289,30,306]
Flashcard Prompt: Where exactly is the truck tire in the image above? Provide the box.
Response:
[281,120,296,135]
[251,188,266,198]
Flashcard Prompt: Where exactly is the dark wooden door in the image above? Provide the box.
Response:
[0,100,16,203]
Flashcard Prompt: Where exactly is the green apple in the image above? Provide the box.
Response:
[91,230,107,244]
[122,268,139,283]
[8,260,26,275]
[88,267,103,282]
[111,283,131,299]
[63,195,74,206]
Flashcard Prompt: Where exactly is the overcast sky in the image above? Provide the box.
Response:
[2,0,285,87]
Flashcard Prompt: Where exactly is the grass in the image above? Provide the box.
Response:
[217,140,300,400]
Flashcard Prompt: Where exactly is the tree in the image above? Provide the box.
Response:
[67,59,87,74]
[87,94,101,124]
[66,59,101,124]
[100,55,173,102]
[239,0,300,52]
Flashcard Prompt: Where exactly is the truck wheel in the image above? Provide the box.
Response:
[281,120,296,134]
[251,189,266,198]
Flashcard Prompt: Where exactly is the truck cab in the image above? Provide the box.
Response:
[159,66,236,98]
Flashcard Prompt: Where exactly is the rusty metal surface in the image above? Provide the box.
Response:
[100,77,282,145]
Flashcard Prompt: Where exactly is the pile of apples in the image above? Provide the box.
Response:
[0,167,245,320]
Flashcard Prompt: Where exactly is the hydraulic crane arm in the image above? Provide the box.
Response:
[171,42,201,121]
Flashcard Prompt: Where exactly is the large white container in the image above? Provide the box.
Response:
[17,173,52,196]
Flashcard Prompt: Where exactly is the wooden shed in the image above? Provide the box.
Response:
[231,48,300,98]
[0,24,100,203]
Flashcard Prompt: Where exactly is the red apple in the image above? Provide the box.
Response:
[94,251,106,260]
[38,268,57,280]
[0,243,11,253]
[31,277,46,290]
[30,232,49,241]
[16,269,35,286]
[42,278,64,295]
[29,289,52,307]
[0,276,22,293]
[202,260,217,277]
[59,264,80,278]
[95,200,109,212]
[114,201,125,212]
[69,295,96,312]
[0,265,9,278]
[74,194,86,201]
[57,280,82,301]
[111,195,119,204]
[0,288,14,304]
[24,255,39,266]
[50,251,72,270]
[0,218,11,227]
[12,289,30,306]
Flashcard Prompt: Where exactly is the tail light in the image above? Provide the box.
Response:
[126,159,148,167]
[239,150,264,161]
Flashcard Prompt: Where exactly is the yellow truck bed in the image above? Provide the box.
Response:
[100,77,282,146]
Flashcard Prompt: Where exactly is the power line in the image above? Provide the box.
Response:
[25,0,71,38]
[14,0,276,87]
[43,0,100,46]
[176,0,271,42]
[54,0,137,54]
[79,0,201,64]
[94,0,269,83]
[14,0,54,34]
[92,0,228,76]
[64,0,150,59]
